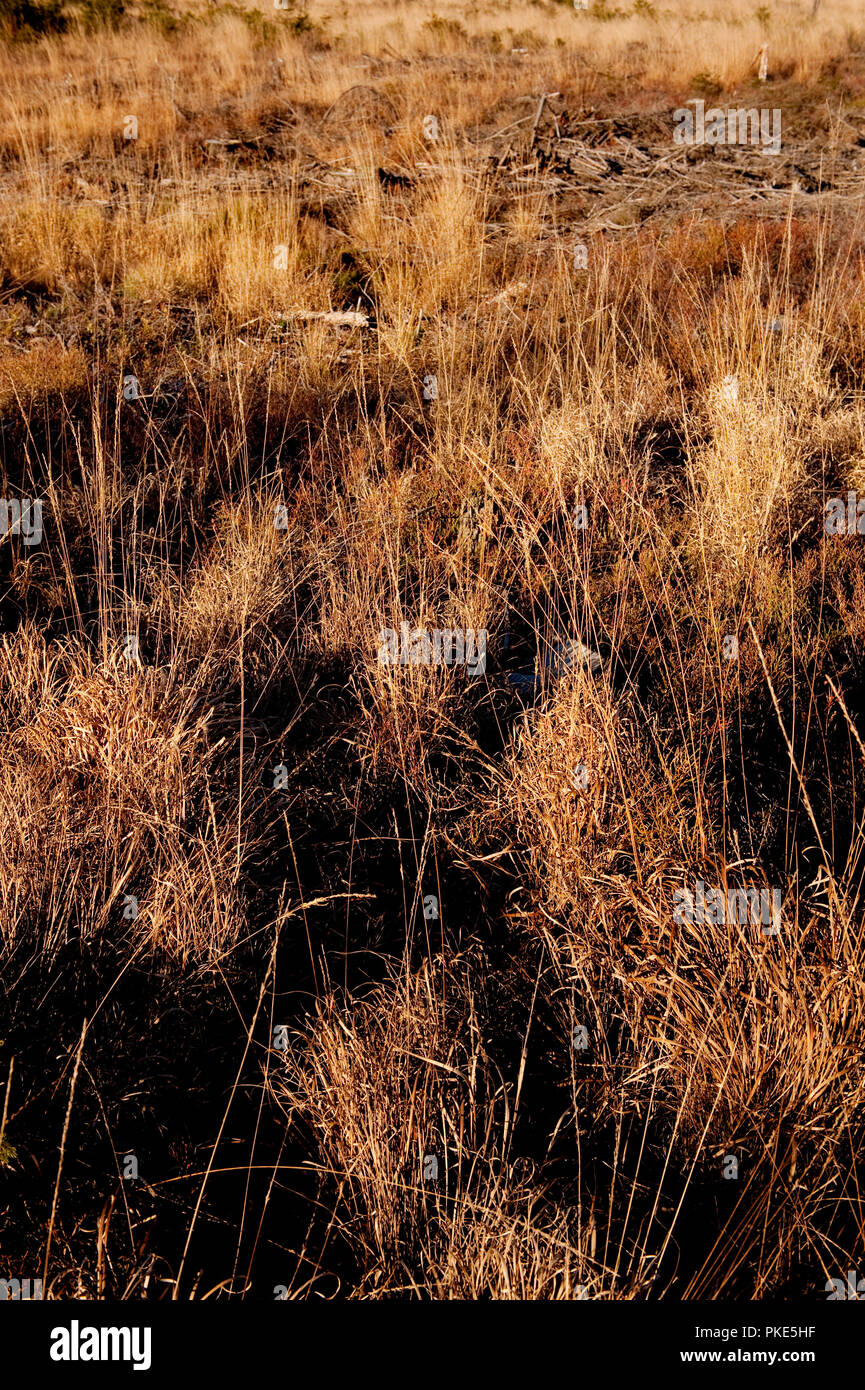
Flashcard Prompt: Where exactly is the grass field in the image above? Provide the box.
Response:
[2,0,865,1302]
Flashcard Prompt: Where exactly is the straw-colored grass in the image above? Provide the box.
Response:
[1,0,865,1303]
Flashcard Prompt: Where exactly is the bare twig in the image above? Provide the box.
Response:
[43,1020,88,1290]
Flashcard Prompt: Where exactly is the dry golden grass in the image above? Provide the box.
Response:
[275,954,601,1298]
[1,0,865,1305]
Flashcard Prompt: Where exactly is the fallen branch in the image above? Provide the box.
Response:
[531,92,561,147]
[280,309,370,328]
